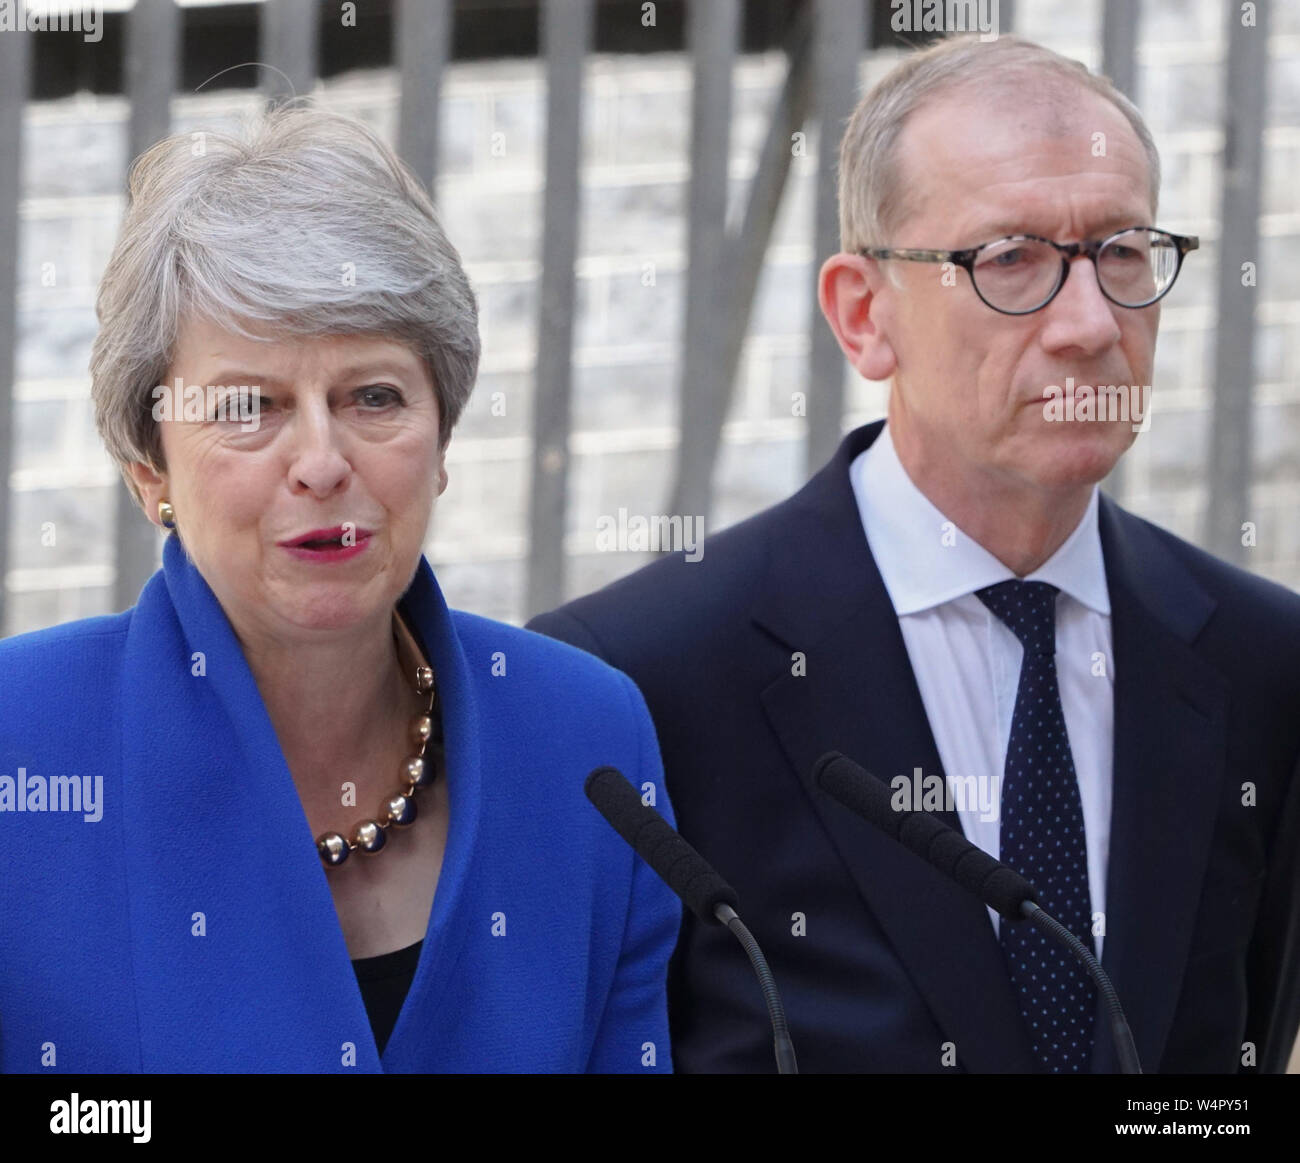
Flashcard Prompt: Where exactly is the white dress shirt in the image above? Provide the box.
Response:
[850,423,1113,956]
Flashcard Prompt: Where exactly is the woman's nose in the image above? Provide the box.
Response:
[286,402,350,497]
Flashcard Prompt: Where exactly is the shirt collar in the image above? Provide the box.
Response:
[851,422,1111,617]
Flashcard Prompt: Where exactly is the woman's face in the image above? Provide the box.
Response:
[130,315,447,646]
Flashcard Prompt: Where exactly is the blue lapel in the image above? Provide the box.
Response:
[118,534,480,1072]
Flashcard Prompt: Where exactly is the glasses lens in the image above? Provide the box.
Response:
[971,238,1063,312]
[1097,228,1178,306]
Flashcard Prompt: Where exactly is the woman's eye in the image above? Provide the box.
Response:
[358,386,403,409]
[208,395,270,421]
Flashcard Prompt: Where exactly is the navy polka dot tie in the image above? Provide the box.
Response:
[976,579,1097,1074]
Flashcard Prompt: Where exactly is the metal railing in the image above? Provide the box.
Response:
[0,0,1275,630]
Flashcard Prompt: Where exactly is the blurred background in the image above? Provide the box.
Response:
[0,0,1297,637]
[0,0,1295,1072]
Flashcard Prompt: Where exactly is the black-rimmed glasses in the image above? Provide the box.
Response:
[859,227,1199,315]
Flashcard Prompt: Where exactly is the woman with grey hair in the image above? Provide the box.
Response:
[0,104,679,1073]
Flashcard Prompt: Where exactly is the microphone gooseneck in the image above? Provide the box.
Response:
[1021,901,1142,1075]
[813,751,1142,1074]
[585,766,797,1074]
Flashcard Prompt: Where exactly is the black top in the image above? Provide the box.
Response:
[351,940,423,1058]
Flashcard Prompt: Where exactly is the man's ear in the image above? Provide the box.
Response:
[127,461,169,528]
[817,252,898,383]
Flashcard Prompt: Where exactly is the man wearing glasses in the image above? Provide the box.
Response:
[529,34,1300,1073]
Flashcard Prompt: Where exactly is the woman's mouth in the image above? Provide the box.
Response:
[279,527,373,562]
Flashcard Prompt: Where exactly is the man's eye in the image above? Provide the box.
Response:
[990,248,1027,266]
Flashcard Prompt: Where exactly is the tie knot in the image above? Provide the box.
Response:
[976,579,1060,655]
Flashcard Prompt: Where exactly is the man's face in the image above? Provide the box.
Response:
[871,85,1160,493]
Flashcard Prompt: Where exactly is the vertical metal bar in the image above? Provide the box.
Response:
[396,0,452,193]
[1101,0,1141,504]
[0,27,31,633]
[114,0,181,613]
[668,4,812,521]
[261,0,320,105]
[525,0,592,619]
[805,0,865,477]
[669,0,739,526]
[1101,0,1139,98]
[1202,0,1268,564]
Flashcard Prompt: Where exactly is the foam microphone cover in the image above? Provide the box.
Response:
[813,752,1036,921]
[585,766,739,923]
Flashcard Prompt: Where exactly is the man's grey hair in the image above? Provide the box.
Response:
[90,100,481,511]
[838,34,1162,253]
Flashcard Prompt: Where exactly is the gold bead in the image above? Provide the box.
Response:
[315,649,438,863]
[383,793,417,827]
[351,820,387,853]
[403,755,434,793]
[158,500,176,529]
[411,714,434,746]
[317,832,349,866]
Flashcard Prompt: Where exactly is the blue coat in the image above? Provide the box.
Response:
[0,533,680,1073]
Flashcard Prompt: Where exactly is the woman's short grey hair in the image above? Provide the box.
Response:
[91,100,481,510]
[838,34,1162,253]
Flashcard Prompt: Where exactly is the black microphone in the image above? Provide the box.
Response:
[585,766,797,1074]
[812,751,1142,1075]
[814,751,1037,921]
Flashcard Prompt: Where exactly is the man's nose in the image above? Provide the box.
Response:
[287,400,350,497]
[1037,254,1123,355]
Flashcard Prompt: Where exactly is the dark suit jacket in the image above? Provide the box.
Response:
[528,419,1300,1073]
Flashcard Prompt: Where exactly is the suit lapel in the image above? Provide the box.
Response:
[753,421,1037,1072]
[120,535,378,1071]
[381,559,482,1068]
[1093,497,1227,1073]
